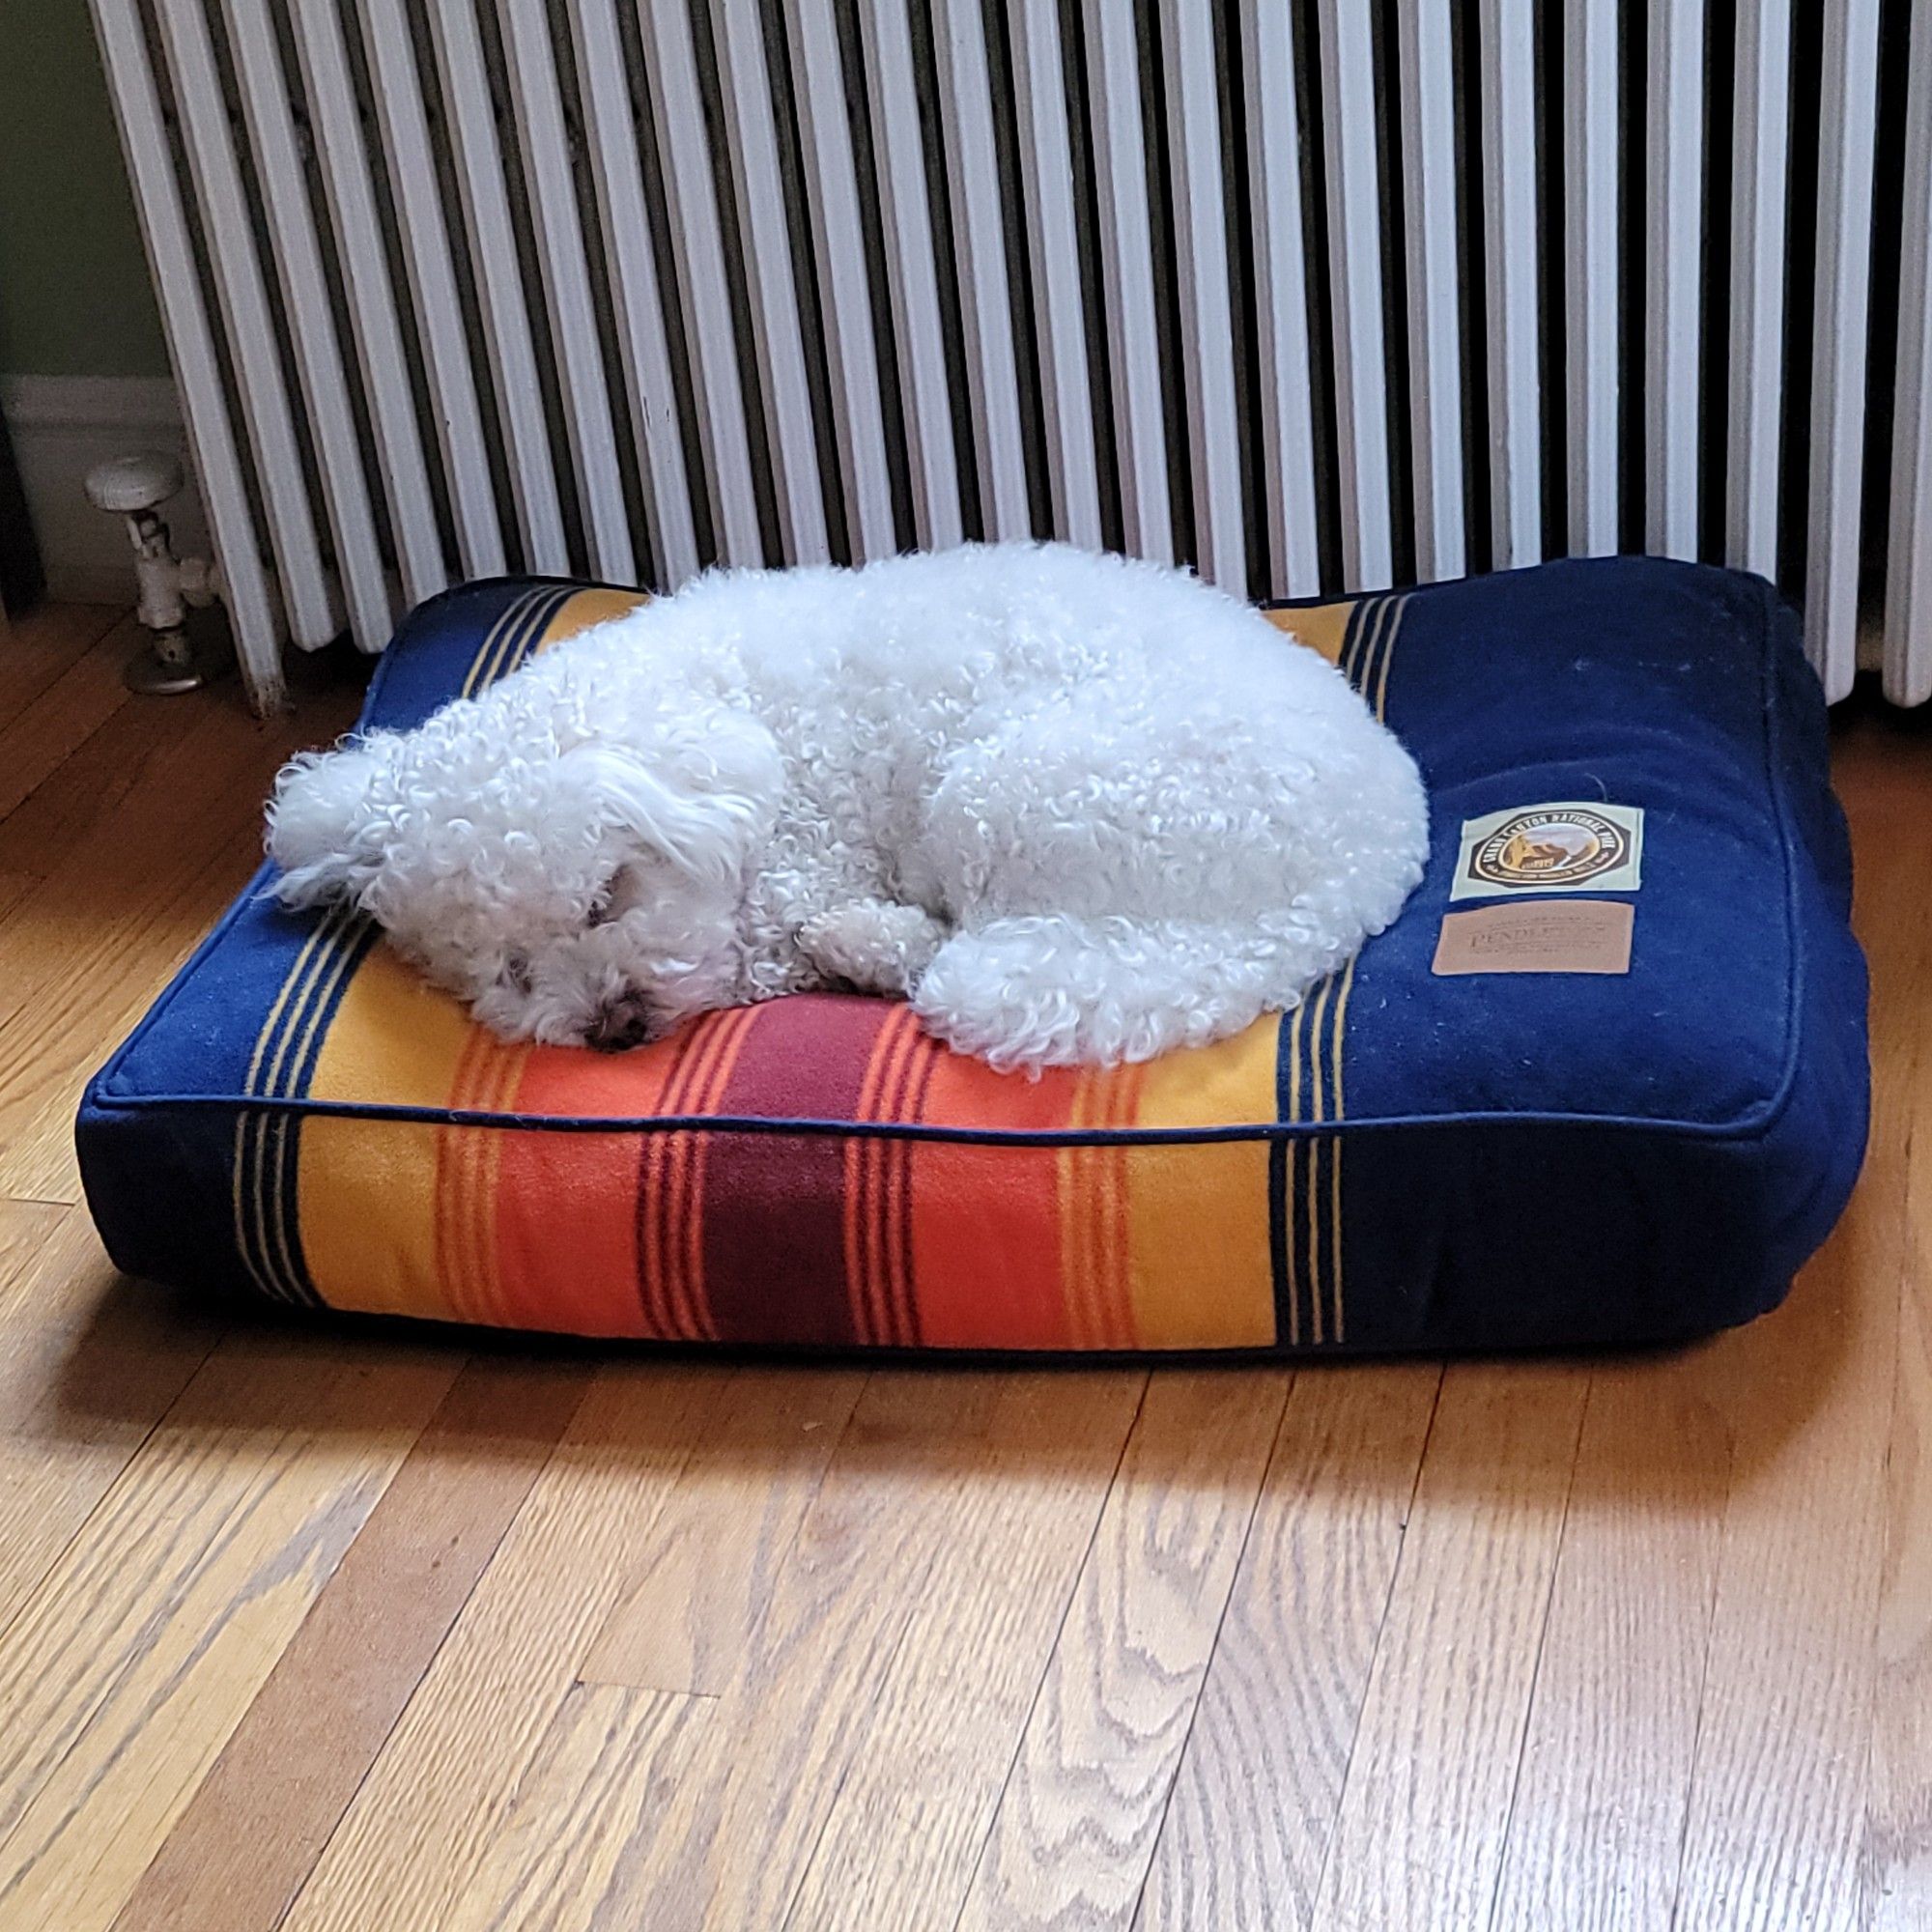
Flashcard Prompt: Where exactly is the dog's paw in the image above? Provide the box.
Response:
[796,900,948,998]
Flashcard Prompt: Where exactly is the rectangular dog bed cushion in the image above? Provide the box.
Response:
[76,556,1869,1354]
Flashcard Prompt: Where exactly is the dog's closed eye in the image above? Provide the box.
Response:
[585,887,614,928]
[503,952,533,994]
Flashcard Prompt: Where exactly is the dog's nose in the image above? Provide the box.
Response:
[586,992,657,1053]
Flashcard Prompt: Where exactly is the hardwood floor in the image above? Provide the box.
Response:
[0,601,1925,1930]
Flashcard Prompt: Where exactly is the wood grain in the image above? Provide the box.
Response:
[111,1356,589,1932]
[953,1370,1291,1932]
[1874,1090,1932,1928]
[1486,1361,1730,1932]
[0,674,356,1202]
[0,611,133,824]
[1663,750,1914,1932]
[0,1334,454,1932]
[440,1684,715,1932]
[781,1373,1149,1932]
[1861,753,1932,1932]
[277,1363,734,1932]
[0,1208,220,1632]
[1663,1192,1892,1932]
[0,602,122,727]
[0,1195,62,1288]
[1305,1366,1587,1932]
[586,1371,1143,1932]
[1138,1366,1441,1932]
[582,1366,868,1693]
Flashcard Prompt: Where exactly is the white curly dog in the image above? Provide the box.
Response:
[268,543,1428,1071]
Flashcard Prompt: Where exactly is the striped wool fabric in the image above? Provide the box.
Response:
[85,557,1865,1356]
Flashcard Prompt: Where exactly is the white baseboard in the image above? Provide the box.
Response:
[1,374,211,606]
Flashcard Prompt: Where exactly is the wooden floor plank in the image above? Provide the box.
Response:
[0,611,134,825]
[1662,746,1913,1932]
[952,1370,1291,1932]
[1485,1361,1730,1932]
[780,1373,1148,1932]
[440,1684,715,1932]
[277,1364,734,1932]
[0,1196,62,1289]
[582,1367,869,1694]
[0,1334,455,1932]
[0,677,355,1201]
[0,603,123,728]
[1136,1368,1439,1932]
[1664,1216,1891,1932]
[1300,1366,1587,1932]
[1874,1114,1932,1929]
[559,1372,1139,1932]
[1861,749,1932,1932]
[0,1209,221,1634]
[110,1356,589,1932]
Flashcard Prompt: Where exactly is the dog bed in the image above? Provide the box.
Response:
[76,556,1868,1353]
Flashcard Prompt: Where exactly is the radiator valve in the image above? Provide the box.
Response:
[84,452,226,695]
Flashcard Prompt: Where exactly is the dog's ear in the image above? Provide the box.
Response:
[561,715,780,888]
[265,736,399,909]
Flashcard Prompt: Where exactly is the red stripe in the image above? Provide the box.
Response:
[700,995,896,1346]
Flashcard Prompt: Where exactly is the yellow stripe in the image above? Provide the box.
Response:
[298,946,479,1317]
[1370,593,1406,721]
[243,900,348,1097]
[1127,1017,1276,1349]
[1301,971,1335,1346]
[1328,957,1355,1350]
[258,916,371,1298]
[1282,997,1307,1344]
[236,902,360,1302]
[1262,601,1352,666]
[1322,591,1408,1343]
[1344,592,1390,694]
[534,586,651,652]
[459,589,544,700]
[230,1118,285,1304]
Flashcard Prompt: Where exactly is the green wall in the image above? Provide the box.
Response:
[0,0,169,379]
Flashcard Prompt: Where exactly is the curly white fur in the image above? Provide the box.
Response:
[267,543,1429,1071]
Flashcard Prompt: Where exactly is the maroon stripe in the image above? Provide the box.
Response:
[700,994,896,1346]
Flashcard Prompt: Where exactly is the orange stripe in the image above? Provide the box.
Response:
[845,1010,900,1342]
[653,1028,723,1342]
[908,1050,1079,1349]
[639,1021,726,1339]
[467,1037,527,1326]
[1105,1063,1147,1348]
[663,1011,749,1340]
[847,1009,920,1345]
[492,1036,681,1336]
[674,1006,760,1342]
[884,1029,940,1346]
[1061,1078,1098,1350]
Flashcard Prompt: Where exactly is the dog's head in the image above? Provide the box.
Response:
[267,697,781,1048]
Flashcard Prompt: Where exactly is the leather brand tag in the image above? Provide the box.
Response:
[1432,899,1634,976]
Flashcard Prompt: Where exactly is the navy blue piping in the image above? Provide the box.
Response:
[77,1088,1790,1145]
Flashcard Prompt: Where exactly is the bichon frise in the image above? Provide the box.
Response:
[268,543,1428,1071]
